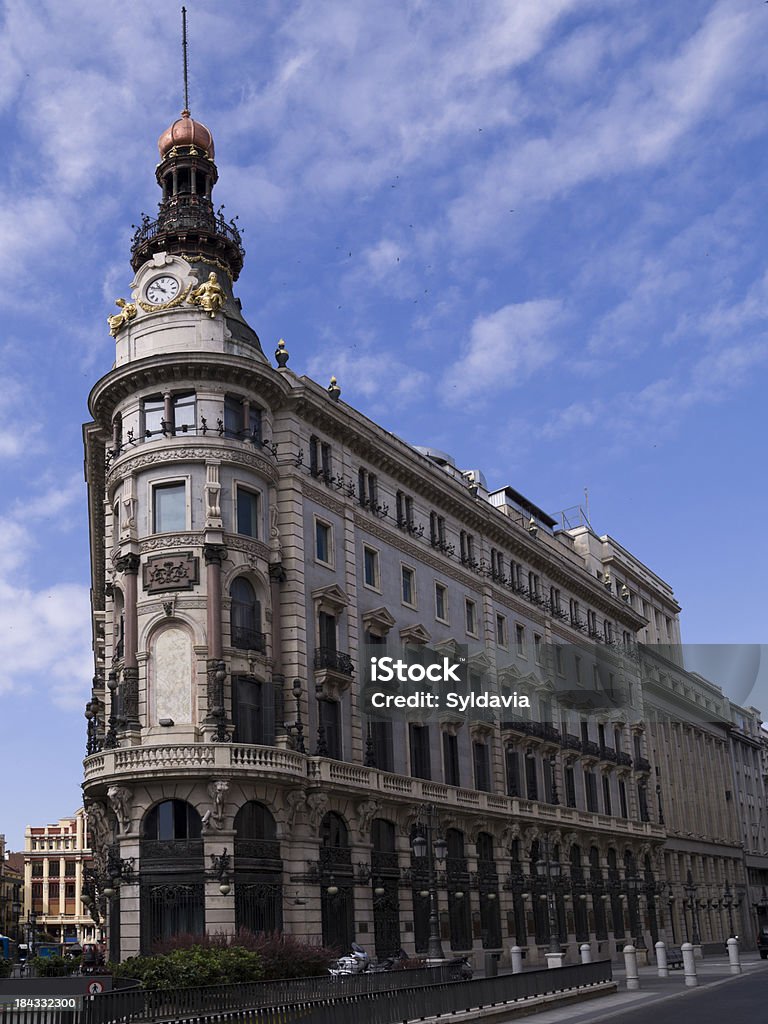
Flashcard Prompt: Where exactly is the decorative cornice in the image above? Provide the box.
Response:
[108,442,278,488]
[115,553,141,576]
[301,479,347,517]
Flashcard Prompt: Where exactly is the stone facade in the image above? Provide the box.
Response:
[80,108,763,964]
[23,811,96,947]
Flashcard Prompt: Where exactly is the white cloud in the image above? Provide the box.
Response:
[442,299,563,402]
[305,347,429,410]
[0,481,92,709]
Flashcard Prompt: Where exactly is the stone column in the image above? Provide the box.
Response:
[204,544,226,660]
[116,553,141,731]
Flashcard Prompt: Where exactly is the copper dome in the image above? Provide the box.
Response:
[158,110,215,159]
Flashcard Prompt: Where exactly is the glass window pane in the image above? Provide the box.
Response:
[237,488,258,537]
[144,395,164,437]
[224,396,242,437]
[153,483,185,532]
[174,393,196,432]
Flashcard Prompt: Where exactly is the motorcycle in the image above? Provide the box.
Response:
[329,942,370,976]
[446,955,473,981]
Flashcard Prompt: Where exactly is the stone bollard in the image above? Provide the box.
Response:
[623,944,639,991]
[580,943,592,964]
[681,942,698,987]
[727,937,742,975]
[510,946,523,974]
[655,940,668,978]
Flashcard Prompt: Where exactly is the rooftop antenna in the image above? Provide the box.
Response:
[181,6,190,113]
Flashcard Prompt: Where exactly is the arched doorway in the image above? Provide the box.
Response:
[234,802,283,935]
[319,812,354,951]
[571,845,589,942]
[140,799,204,952]
[371,819,400,957]
[476,833,501,948]
[447,829,471,950]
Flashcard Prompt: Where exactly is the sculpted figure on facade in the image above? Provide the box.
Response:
[190,272,225,317]
[284,789,308,830]
[356,798,380,838]
[107,297,137,336]
[107,785,133,834]
[202,780,229,831]
[306,792,329,830]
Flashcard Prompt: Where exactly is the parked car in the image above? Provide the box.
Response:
[757,928,768,960]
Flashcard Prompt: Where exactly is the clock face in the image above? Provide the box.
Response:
[146,275,180,305]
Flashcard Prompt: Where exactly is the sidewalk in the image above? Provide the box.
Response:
[500,952,767,1023]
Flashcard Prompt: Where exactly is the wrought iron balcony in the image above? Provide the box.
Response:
[599,745,617,763]
[131,197,244,257]
[314,647,354,676]
[635,757,651,772]
[231,626,267,653]
[561,733,582,753]
[582,740,601,757]
[617,752,633,767]
[319,845,353,871]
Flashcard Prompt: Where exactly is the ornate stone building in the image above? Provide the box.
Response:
[80,105,760,964]
[22,810,96,948]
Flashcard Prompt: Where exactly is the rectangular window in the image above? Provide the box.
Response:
[315,519,332,564]
[319,699,342,760]
[443,732,461,787]
[409,724,431,780]
[153,481,186,532]
[585,771,598,812]
[358,468,378,509]
[236,486,259,537]
[435,582,448,623]
[570,599,581,626]
[528,572,540,600]
[429,512,446,548]
[525,753,538,800]
[543,758,554,804]
[534,633,542,664]
[602,775,612,816]
[496,614,507,647]
[550,586,561,614]
[473,742,491,792]
[515,624,526,656]
[565,765,577,808]
[64,861,76,877]
[401,565,416,606]
[575,655,582,684]
[460,531,475,565]
[233,675,276,745]
[506,748,521,797]
[396,491,415,530]
[465,598,477,635]
[363,546,380,589]
[619,779,628,818]
[555,645,564,675]
[143,395,165,437]
[309,436,332,481]
[31,863,43,878]
[318,611,337,652]
[65,882,76,899]
[369,721,393,772]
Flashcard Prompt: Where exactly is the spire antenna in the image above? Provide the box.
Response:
[181,6,190,113]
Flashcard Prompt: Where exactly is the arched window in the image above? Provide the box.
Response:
[143,800,202,841]
[320,811,349,851]
[234,802,282,936]
[319,813,353,951]
[230,577,263,651]
[235,801,277,841]
[140,800,204,952]
[371,820,400,957]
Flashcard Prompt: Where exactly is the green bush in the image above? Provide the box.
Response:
[111,946,264,989]
[32,955,70,977]
[111,931,337,988]
[0,959,13,978]
[157,930,337,980]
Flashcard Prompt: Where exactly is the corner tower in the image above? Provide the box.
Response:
[82,93,293,958]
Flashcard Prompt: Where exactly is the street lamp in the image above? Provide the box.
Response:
[683,870,701,945]
[27,910,38,955]
[411,805,447,960]
[752,885,768,931]
[535,836,562,954]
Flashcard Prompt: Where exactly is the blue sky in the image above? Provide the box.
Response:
[1,0,767,849]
